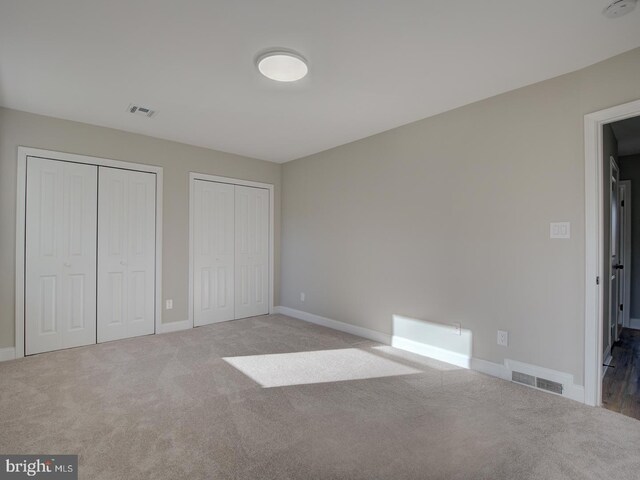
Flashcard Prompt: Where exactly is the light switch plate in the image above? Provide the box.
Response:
[497,330,509,346]
[166,299,173,310]
[550,222,570,239]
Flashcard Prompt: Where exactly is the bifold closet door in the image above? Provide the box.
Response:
[25,157,98,355]
[98,167,156,342]
[234,186,269,319]
[193,180,235,326]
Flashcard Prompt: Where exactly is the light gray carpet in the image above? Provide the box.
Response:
[1,314,639,479]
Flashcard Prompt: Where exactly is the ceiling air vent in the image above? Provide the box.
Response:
[128,104,155,118]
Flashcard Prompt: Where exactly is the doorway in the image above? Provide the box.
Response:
[584,99,640,407]
[600,116,640,419]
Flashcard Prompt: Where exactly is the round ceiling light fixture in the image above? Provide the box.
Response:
[256,50,308,82]
[603,0,637,18]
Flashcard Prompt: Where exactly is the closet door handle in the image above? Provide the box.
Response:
[120,260,128,266]
[63,262,71,268]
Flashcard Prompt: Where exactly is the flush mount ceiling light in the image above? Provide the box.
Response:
[256,50,308,82]
[603,0,637,18]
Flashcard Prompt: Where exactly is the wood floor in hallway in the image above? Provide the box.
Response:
[603,328,640,420]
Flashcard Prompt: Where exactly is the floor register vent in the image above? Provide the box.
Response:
[512,371,563,395]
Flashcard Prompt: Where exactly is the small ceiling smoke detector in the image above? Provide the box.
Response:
[256,50,308,82]
[603,0,637,18]
[128,104,156,117]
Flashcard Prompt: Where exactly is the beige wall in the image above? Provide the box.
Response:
[0,107,281,348]
[281,47,640,385]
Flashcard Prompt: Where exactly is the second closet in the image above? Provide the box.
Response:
[192,179,269,326]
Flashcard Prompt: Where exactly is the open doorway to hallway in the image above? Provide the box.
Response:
[602,115,640,419]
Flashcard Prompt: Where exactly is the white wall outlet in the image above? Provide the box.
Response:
[300,292,306,302]
[453,322,461,336]
[497,330,508,346]
[165,299,173,310]
[550,222,570,239]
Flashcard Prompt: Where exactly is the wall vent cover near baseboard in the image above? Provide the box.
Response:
[536,378,563,395]
[512,371,536,386]
[512,370,563,395]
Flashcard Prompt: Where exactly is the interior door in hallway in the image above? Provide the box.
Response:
[25,157,98,355]
[98,167,156,342]
[610,157,623,348]
[193,180,235,326]
[234,185,269,319]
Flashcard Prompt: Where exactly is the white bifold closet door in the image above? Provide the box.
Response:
[193,181,269,325]
[97,167,156,342]
[234,185,269,319]
[25,157,98,355]
[193,180,235,326]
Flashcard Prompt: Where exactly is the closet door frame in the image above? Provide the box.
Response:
[188,172,274,328]
[15,146,164,359]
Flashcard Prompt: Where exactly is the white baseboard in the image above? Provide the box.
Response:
[275,305,585,404]
[157,319,192,334]
[630,318,640,330]
[274,306,391,344]
[391,335,471,369]
[0,347,16,362]
[470,356,510,380]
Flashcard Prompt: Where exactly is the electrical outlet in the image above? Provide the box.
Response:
[452,322,461,336]
[497,330,508,346]
[166,299,173,310]
[300,292,306,302]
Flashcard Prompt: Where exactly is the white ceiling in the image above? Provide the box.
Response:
[1,1,640,163]
[612,115,640,157]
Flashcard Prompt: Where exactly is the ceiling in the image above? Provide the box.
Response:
[612,115,640,156]
[1,1,640,163]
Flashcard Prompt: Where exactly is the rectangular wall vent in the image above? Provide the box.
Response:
[536,377,563,395]
[512,371,536,386]
[511,370,563,395]
[128,104,155,118]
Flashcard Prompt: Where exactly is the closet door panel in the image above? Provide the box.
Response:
[125,171,156,337]
[98,167,156,342]
[25,157,97,354]
[234,186,269,319]
[193,180,235,325]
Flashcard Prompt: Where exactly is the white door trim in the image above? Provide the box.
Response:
[188,172,275,327]
[584,99,640,406]
[15,146,164,358]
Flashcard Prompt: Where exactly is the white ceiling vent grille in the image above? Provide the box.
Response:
[128,104,155,118]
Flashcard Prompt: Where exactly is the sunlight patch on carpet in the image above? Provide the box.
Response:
[223,348,422,387]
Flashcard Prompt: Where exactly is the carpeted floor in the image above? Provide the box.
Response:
[1,314,640,479]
